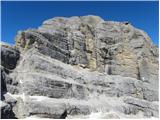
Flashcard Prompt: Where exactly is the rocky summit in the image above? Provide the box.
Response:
[1,15,159,119]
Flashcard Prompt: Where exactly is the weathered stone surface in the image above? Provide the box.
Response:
[0,93,17,119]
[1,44,20,95]
[1,44,20,70]
[123,96,159,117]
[1,15,158,118]
[1,43,20,119]
[0,101,12,119]
[1,68,7,99]
[14,16,158,82]
[13,98,67,118]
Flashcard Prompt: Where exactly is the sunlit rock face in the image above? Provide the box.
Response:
[1,15,159,119]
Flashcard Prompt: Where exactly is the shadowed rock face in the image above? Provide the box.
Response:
[1,44,19,119]
[1,15,159,119]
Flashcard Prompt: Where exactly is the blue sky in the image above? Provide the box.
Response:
[1,1,159,46]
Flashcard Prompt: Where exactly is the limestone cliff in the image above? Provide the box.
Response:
[1,15,159,119]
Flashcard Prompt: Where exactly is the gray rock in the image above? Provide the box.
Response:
[1,44,20,94]
[1,44,20,70]
[15,16,158,82]
[0,98,17,119]
[1,68,7,99]
[123,96,159,117]
[1,15,159,118]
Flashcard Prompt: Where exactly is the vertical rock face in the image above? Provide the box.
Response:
[15,16,158,81]
[1,15,159,119]
[1,43,19,118]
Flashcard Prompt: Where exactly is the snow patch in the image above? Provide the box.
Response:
[29,96,47,101]
[19,79,23,84]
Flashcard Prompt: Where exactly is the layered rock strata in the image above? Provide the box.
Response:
[1,15,159,119]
